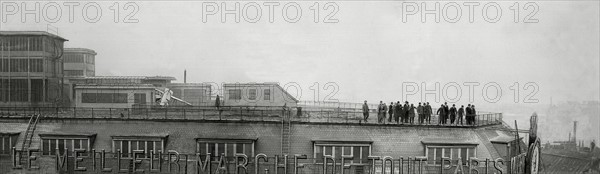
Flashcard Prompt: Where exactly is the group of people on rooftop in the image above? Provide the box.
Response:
[361,101,477,125]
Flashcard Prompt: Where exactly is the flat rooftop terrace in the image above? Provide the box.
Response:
[0,106,502,127]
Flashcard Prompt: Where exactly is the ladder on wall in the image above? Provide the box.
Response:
[20,114,41,163]
[281,110,292,155]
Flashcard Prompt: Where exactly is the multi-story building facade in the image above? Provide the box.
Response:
[63,48,97,77]
[0,31,68,107]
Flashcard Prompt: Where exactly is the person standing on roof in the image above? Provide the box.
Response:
[449,104,457,124]
[437,104,446,125]
[362,100,370,123]
[394,101,402,124]
[388,102,394,123]
[403,101,410,124]
[465,104,473,125]
[426,102,433,124]
[417,103,424,124]
[457,105,465,125]
[409,103,416,124]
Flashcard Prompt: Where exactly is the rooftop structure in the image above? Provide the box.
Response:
[63,48,97,77]
[223,83,299,107]
[0,31,68,107]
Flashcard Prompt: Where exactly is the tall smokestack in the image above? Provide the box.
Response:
[184,69,187,84]
[574,121,577,142]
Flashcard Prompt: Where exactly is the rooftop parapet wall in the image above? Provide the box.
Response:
[0,106,503,127]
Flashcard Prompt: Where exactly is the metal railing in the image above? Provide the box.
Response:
[0,106,502,127]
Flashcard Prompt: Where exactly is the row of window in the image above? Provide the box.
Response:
[315,144,371,163]
[64,69,95,76]
[0,36,61,52]
[11,134,478,165]
[426,146,476,165]
[64,70,84,76]
[114,140,162,158]
[0,79,46,102]
[63,54,95,64]
[0,58,44,72]
[81,93,148,104]
[82,93,128,103]
[228,89,271,101]
[41,138,90,156]
[171,88,209,104]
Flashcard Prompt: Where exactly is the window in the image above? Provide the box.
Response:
[0,58,9,72]
[196,139,255,161]
[0,79,8,102]
[314,141,371,164]
[82,93,128,103]
[248,89,257,100]
[134,93,146,104]
[112,136,166,158]
[64,70,84,76]
[228,89,241,100]
[264,89,271,100]
[30,59,43,72]
[30,79,43,102]
[0,134,19,155]
[425,146,476,165]
[10,59,27,72]
[63,54,84,63]
[40,134,95,156]
[9,79,28,102]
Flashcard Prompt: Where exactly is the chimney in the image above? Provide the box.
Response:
[184,69,187,84]
[574,121,578,142]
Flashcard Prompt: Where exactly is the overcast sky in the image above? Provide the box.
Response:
[2,1,599,106]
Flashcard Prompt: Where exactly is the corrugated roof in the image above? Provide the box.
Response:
[0,30,68,41]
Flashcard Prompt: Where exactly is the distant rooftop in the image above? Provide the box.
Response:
[70,76,177,81]
[0,30,68,41]
[64,48,97,55]
[223,82,281,87]
[169,83,211,87]
[74,84,156,89]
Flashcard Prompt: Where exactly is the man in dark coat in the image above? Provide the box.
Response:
[437,105,445,125]
[471,105,477,125]
[457,105,465,125]
[377,101,385,124]
[409,104,416,124]
[426,102,432,124]
[449,104,457,124]
[394,101,402,123]
[465,104,472,125]
[443,102,449,124]
[403,101,410,123]
[362,100,369,123]
[388,102,394,123]
[417,103,424,124]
